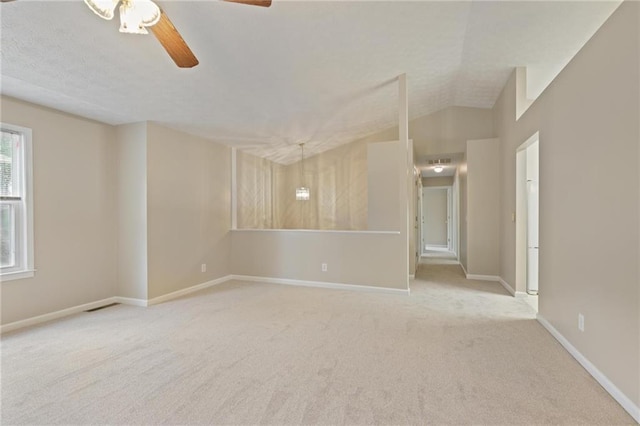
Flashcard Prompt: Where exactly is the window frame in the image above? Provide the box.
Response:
[1,123,34,281]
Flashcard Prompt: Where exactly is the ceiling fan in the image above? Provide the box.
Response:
[0,0,271,69]
[86,0,272,68]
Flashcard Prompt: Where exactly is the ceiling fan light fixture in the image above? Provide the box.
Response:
[84,0,119,20]
[84,0,268,69]
[118,0,162,34]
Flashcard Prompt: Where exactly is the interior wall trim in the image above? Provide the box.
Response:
[463,273,527,299]
[231,274,410,296]
[460,262,468,277]
[466,273,501,282]
[0,273,412,333]
[232,229,401,235]
[537,314,640,423]
[145,275,233,306]
[114,296,148,307]
[498,277,516,296]
[0,276,235,333]
[1,297,118,334]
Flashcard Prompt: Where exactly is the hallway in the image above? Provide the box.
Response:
[421,249,459,265]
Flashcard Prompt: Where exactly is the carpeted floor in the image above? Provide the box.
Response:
[1,263,634,425]
[421,251,459,265]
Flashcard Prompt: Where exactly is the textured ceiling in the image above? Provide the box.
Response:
[0,0,621,164]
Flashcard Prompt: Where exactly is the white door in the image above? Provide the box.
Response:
[422,188,449,251]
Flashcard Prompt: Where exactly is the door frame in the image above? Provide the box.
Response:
[516,132,539,296]
[421,185,452,254]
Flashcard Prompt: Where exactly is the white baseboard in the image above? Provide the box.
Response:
[1,276,234,333]
[0,274,408,333]
[537,314,640,423]
[466,273,501,282]
[424,245,450,252]
[462,272,523,299]
[231,275,410,296]
[146,275,233,306]
[0,275,409,334]
[1,297,118,334]
[459,262,468,276]
[115,296,148,307]
[498,277,516,296]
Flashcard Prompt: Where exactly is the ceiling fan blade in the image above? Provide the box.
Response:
[149,10,199,68]
[224,0,271,7]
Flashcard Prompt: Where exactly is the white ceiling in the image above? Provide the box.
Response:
[0,0,621,164]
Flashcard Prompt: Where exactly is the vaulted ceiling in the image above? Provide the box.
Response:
[1,0,621,164]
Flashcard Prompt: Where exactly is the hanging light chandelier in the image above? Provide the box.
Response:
[295,143,310,201]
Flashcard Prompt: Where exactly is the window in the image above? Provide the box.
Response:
[1,124,34,281]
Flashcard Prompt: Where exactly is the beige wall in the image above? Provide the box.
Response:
[411,106,495,156]
[0,111,233,321]
[0,97,118,324]
[466,139,500,276]
[345,106,494,159]
[281,139,368,230]
[236,150,285,229]
[236,138,368,230]
[146,123,231,299]
[115,123,148,300]
[367,141,400,231]
[231,230,406,289]
[231,140,410,290]
[493,2,639,407]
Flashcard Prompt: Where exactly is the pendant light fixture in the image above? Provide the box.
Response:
[295,143,310,201]
[430,158,450,174]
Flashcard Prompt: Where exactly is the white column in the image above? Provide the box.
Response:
[398,74,410,284]
[398,74,408,146]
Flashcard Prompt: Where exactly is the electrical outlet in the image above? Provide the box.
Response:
[201,263,207,273]
[578,313,584,332]
[321,263,328,272]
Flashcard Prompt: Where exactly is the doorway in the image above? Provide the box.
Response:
[516,133,539,309]
[421,186,451,254]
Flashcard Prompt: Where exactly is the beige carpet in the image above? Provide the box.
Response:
[421,251,459,265]
[1,264,634,425]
